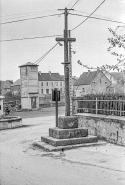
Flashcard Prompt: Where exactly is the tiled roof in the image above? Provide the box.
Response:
[0,80,12,89]
[38,73,64,81]
[19,62,38,67]
[74,71,97,86]
[10,79,21,86]
[110,72,124,82]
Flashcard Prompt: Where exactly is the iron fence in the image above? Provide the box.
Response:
[76,98,125,116]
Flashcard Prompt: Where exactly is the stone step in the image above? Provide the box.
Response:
[41,135,98,147]
[49,127,88,139]
[33,140,107,152]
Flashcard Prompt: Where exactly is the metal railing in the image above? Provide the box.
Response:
[76,98,125,116]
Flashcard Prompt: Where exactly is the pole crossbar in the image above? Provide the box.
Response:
[56,7,76,116]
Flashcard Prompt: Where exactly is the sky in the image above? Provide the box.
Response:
[0,0,125,82]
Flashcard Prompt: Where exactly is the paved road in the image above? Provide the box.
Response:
[0,114,125,185]
[13,106,65,119]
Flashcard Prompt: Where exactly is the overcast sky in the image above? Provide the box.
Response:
[1,0,125,82]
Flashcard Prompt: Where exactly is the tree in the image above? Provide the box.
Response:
[107,26,125,72]
[77,26,125,72]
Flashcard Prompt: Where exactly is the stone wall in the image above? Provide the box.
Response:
[0,117,22,130]
[76,113,125,146]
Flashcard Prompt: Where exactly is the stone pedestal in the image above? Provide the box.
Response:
[37,116,98,151]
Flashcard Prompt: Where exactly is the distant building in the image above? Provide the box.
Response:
[107,72,125,93]
[19,62,39,110]
[10,79,21,95]
[38,71,64,95]
[0,80,13,95]
[74,70,125,96]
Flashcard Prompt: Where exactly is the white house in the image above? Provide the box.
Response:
[38,71,64,96]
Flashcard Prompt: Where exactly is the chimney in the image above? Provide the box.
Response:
[49,71,51,75]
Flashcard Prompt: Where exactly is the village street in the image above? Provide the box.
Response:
[0,107,125,185]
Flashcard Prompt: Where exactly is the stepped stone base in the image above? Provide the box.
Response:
[41,135,98,147]
[33,140,107,152]
[37,115,99,151]
[49,127,88,139]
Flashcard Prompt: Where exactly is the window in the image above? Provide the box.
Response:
[46,89,49,94]
[82,88,85,92]
[56,82,58,86]
[41,89,43,94]
[60,82,62,86]
[46,82,48,86]
[51,82,53,86]
[100,79,101,83]
[41,82,43,86]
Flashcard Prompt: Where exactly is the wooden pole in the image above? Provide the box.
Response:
[64,8,70,116]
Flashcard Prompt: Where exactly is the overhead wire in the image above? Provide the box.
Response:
[0,9,57,18]
[0,13,63,25]
[0,35,62,42]
[70,0,80,9]
[69,13,125,25]
[1,9,58,22]
[67,0,77,8]
[71,0,106,31]
[34,42,62,65]
[74,9,119,21]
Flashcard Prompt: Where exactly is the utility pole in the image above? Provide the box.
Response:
[56,8,76,116]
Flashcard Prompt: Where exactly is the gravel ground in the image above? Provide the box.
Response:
[1,116,125,185]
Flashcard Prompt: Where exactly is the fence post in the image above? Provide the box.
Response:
[75,98,78,114]
[96,97,98,114]
[119,99,121,116]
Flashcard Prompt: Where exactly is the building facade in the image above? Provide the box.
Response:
[38,71,64,96]
[19,62,39,109]
[74,70,125,96]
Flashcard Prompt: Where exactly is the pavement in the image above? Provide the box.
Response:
[0,114,125,185]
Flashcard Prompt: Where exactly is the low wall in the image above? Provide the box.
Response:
[0,116,22,130]
[76,113,125,146]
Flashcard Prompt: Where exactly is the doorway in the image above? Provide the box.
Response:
[31,97,36,109]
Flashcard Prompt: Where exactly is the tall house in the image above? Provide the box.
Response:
[19,62,39,109]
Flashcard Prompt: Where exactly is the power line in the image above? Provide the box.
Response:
[67,0,76,8]
[34,42,62,65]
[71,0,106,31]
[0,9,57,18]
[69,13,125,25]
[34,44,58,64]
[74,9,119,21]
[1,10,58,22]
[70,0,80,9]
[0,13,63,25]
[0,35,62,42]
